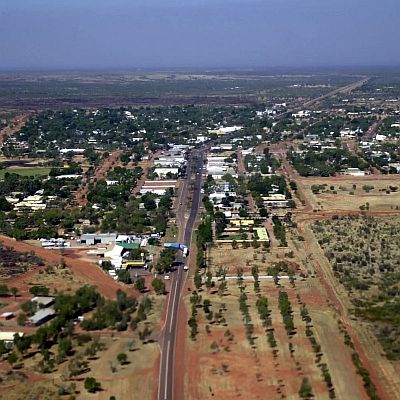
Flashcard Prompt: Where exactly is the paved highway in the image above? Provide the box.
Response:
[158,149,204,400]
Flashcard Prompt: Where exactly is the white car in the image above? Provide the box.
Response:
[164,275,170,280]
[183,266,188,271]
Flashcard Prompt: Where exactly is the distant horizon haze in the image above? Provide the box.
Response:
[1,0,399,70]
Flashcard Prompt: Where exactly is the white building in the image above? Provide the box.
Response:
[153,167,179,178]
[140,180,177,195]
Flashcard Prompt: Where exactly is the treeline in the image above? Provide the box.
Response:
[196,216,212,268]
[272,217,287,247]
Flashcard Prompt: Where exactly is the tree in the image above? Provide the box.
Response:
[0,284,9,297]
[21,300,38,316]
[117,352,128,365]
[299,377,313,398]
[0,340,6,357]
[14,333,31,355]
[0,196,12,211]
[84,377,101,393]
[231,239,238,249]
[152,278,165,295]
[7,351,18,366]
[155,248,176,273]
[10,287,18,301]
[117,269,132,284]
[194,269,202,290]
[58,337,73,361]
[29,285,49,296]
[134,277,146,292]
[17,314,27,326]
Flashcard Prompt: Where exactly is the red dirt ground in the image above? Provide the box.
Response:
[0,234,129,299]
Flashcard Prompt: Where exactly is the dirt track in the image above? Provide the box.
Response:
[73,150,122,206]
[0,114,29,145]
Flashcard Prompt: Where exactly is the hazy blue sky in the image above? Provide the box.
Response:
[0,0,399,70]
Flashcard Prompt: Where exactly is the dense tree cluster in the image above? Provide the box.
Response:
[288,148,368,177]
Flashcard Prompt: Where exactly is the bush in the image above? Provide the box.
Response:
[84,377,101,393]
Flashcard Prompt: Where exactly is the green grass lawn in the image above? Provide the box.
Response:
[0,167,51,179]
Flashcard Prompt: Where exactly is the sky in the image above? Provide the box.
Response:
[0,0,399,70]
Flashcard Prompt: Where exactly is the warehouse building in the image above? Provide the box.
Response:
[80,233,117,246]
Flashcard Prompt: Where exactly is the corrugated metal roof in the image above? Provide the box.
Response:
[29,308,55,324]
[116,242,140,249]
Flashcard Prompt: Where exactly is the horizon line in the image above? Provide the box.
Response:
[0,65,400,75]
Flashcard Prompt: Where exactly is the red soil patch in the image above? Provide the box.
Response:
[0,234,129,299]
[0,114,29,145]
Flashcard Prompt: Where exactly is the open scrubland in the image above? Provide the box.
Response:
[0,240,164,400]
[0,289,164,400]
[299,177,400,212]
[313,216,400,362]
[0,72,359,109]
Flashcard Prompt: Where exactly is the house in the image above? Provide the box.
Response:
[339,128,363,138]
[55,174,82,180]
[262,194,289,208]
[31,296,55,308]
[292,110,310,119]
[375,134,387,142]
[60,148,86,154]
[230,219,255,227]
[28,308,56,326]
[153,167,179,178]
[0,332,24,348]
[140,180,177,195]
[0,312,14,320]
[14,195,47,213]
[196,135,208,143]
[343,168,368,176]
[255,227,269,242]
[208,126,243,135]
[388,163,400,173]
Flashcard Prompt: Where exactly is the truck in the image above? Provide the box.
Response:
[164,242,189,255]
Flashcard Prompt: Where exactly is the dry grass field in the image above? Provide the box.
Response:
[207,241,304,277]
[299,177,400,211]
[183,279,368,400]
[75,296,164,400]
